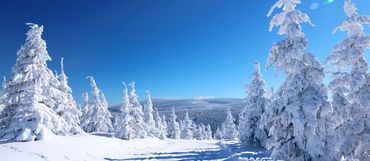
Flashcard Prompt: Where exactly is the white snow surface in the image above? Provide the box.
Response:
[0,134,271,161]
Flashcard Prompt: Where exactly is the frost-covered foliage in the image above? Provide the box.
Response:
[167,107,180,139]
[180,109,193,140]
[263,0,332,160]
[57,58,83,135]
[114,82,132,140]
[214,127,223,140]
[81,77,113,133]
[143,91,157,137]
[326,0,370,160]
[79,92,89,120]
[205,124,213,140]
[0,77,7,112]
[154,108,166,139]
[193,123,205,140]
[221,107,238,141]
[161,115,168,139]
[238,63,269,147]
[128,82,148,139]
[194,124,213,140]
[0,23,83,141]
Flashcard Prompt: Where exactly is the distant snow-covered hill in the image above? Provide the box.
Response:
[109,98,245,132]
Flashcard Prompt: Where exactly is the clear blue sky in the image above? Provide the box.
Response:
[0,0,369,105]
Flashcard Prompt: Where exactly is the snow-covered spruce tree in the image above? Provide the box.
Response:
[205,124,213,140]
[114,82,132,140]
[214,127,223,140]
[0,76,7,112]
[200,124,207,140]
[167,107,180,139]
[192,124,201,140]
[79,92,89,119]
[144,90,157,137]
[154,108,165,139]
[79,92,91,129]
[161,115,168,139]
[128,82,148,139]
[238,62,269,146]
[221,107,238,140]
[0,23,82,141]
[326,0,370,160]
[180,109,193,140]
[263,0,332,160]
[82,76,113,133]
[57,57,83,134]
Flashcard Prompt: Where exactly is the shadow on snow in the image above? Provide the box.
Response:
[104,141,271,161]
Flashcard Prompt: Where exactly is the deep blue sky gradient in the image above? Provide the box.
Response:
[0,0,369,105]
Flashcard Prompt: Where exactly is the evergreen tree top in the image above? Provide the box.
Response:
[333,0,370,36]
[267,0,313,37]
[13,23,51,75]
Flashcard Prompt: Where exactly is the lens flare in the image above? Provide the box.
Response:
[328,0,335,3]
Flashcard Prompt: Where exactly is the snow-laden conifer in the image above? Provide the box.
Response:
[144,90,157,137]
[192,124,202,140]
[200,124,207,140]
[205,124,213,140]
[81,76,113,133]
[56,58,83,134]
[263,0,332,160]
[0,23,82,141]
[214,127,223,140]
[0,76,7,112]
[161,115,168,139]
[80,92,89,118]
[128,82,148,139]
[180,109,193,140]
[238,62,269,146]
[114,82,132,140]
[221,107,238,141]
[154,108,164,138]
[326,0,370,160]
[167,107,180,139]
[79,92,90,129]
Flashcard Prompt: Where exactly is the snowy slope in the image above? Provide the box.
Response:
[0,134,271,161]
[110,98,245,132]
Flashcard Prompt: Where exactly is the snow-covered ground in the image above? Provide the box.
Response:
[0,134,271,161]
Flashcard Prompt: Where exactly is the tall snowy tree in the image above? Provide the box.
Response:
[114,82,132,140]
[200,124,207,140]
[0,76,7,112]
[79,92,90,129]
[238,62,269,146]
[154,108,164,138]
[167,107,180,139]
[0,23,82,141]
[143,90,156,137]
[161,115,168,139]
[128,82,148,139]
[214,127,223,140]
[221,107,238,141]
[263,0,332,160]
[81,76,113,133]
[205,124,213,140]
[180,109,193,140]
[56,57,83,134]
[193,124,203,140]
[80,92,89,118]
[326,0,370,160]
[1,76,6,89]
